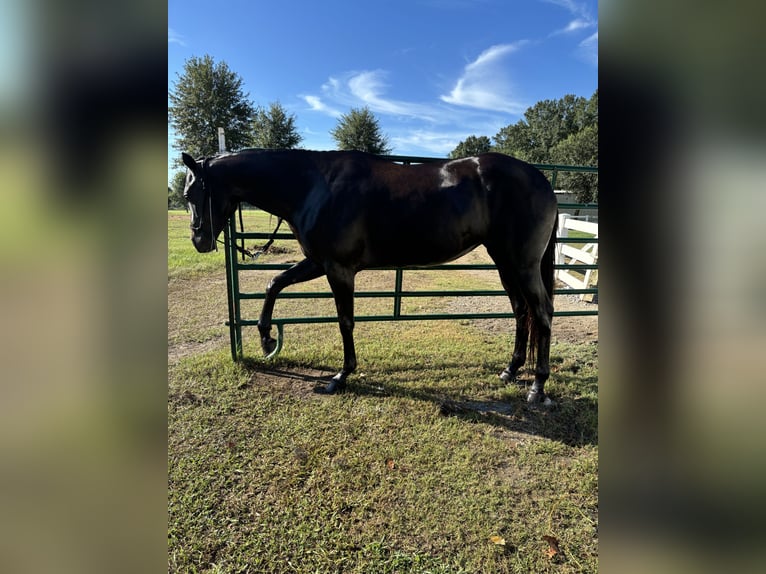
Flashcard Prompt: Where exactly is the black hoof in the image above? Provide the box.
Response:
[313,377,347,395]
[526,389,555,409]
[261,337,277,356]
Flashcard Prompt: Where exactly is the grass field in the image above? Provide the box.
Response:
[168,210,598,573]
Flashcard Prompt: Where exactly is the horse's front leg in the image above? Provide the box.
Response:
[315,266,356,394]
[257,258,324,355]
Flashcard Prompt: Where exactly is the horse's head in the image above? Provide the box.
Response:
[181,152,235,253]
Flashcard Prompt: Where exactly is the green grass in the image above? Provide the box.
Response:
[169,212,598,573]
[169,209,285,279]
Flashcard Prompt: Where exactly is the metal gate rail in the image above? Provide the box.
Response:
[223,157,597,361]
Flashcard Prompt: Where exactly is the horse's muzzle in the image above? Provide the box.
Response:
[191,232,216,253]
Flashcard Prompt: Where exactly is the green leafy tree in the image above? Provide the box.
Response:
[330,107,392,154]
[492,92,595,163]
[168,171,187,210]
[448,135,492,159]
[492,122,532,160]
[520,94,589,163]
[490,90,598,199]
[250,102,303,149]
[579,88,598,129]
[169,55,255,162]
[550,124,598,202]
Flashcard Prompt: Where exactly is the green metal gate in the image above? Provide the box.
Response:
[223,155,597,361]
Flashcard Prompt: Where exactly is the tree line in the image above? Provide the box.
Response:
[168,55,596,208]
[449,91,598,202]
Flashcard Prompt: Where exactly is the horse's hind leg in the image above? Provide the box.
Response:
[488,245,554,406]
[257,258,324,354]
[516,267,554,406]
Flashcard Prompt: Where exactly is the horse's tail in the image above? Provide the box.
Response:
[542,211,557,309]
[526,213,557,365]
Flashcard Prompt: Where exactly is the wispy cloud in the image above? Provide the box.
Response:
[347,71,423,116]
[390,129,476,156]
[302,70,437,120]
[540,0,589,18]
[168,28,186,46]
[542,0,596,33]
[550,17,594,36]
[299,47,533,155]
[302,95,343,118]
[541,1,597,60]
[577,32,598,66]
[439,43,528,114]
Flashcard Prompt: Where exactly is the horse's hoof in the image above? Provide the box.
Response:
[526,389,555,409]
[499,368,524,385]
[261,337,277,356]
[313,377,347,395]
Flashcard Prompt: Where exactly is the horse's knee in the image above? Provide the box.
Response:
[265,278,280,298]
[339,315,354,333]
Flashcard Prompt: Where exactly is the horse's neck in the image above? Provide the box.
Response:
[215,152,310,220]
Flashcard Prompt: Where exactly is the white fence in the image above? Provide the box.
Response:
[556,214,598,301]
[555,191,598,221]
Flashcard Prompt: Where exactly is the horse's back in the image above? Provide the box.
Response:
[301,151,556,268]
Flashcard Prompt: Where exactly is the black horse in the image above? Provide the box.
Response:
[182,149,557,405]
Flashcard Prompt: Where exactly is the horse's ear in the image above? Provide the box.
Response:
[182,152,198,173]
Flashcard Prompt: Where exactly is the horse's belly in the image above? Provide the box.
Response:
[367,231,479,267]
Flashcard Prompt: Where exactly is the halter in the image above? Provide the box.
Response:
[192,156,283,259]
[201,158,217,252]
[185,158,217,251]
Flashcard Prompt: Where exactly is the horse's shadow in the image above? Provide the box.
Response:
[241,358,597,448]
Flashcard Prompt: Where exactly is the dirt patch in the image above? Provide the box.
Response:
[551,294,598,344]
[239,364,339,399]
[446,290,597,344]
[435,247,598,344]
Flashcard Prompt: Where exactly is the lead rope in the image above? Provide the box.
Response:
[209,187,217,252]
[254,216,283,258]
[238,205,246,261]
[217,211,283,260]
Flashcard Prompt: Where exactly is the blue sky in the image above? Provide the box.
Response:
[168,0,597,176]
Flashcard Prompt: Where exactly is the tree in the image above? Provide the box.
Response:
[250,102,303,149]
[490,90,598,199]
[520,94,589,163]
[550,124,598,202]
[579,88,598,129]
[330,107,392,154]
[448,135,491,159]
[168,55,255,162]
[492,122,532,160]
[492,92,594,163]
[168,171,187,210]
